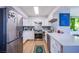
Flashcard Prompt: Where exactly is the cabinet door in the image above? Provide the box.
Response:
[50,38,61,53]
[23,31,34,39]
[54,40,61,53]
[50,38,55,53]
[23,19,31,26]
[50,38,58,53]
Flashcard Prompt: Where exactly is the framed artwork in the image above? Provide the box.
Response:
[8,10,17,23]
[59,13,70,26]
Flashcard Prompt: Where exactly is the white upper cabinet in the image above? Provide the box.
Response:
[23,17,51,26]
[23,18,32,26]
[43,19,51,26]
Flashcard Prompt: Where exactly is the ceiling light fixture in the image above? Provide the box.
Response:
[34,6,39,15]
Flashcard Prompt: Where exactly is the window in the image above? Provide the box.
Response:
[70,17,79,31]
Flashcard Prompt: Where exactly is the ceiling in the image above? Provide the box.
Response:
[18,6,57,17]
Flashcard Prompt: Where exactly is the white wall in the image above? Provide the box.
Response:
[51,7,70,33]
[51,7,79,34]
[23,17,51,26]
[70,7,79,34]
[70,7,79,16]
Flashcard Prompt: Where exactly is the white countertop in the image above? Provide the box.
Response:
[48,33,79,46]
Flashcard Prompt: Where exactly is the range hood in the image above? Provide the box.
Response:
[49,18,57,23]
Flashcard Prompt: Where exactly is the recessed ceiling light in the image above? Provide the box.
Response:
[34,6,39,15]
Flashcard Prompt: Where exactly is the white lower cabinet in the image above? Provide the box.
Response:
[23,31,34,40]
[48,33,79,53]
[50,37,61,53]
[50,36,79,53]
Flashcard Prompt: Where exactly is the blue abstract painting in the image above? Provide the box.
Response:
[59,13,70,26]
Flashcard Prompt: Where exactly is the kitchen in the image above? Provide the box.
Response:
[0,6,79,53]
[22,6,79,53]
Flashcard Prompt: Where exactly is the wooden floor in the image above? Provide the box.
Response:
[23,39,49,53]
